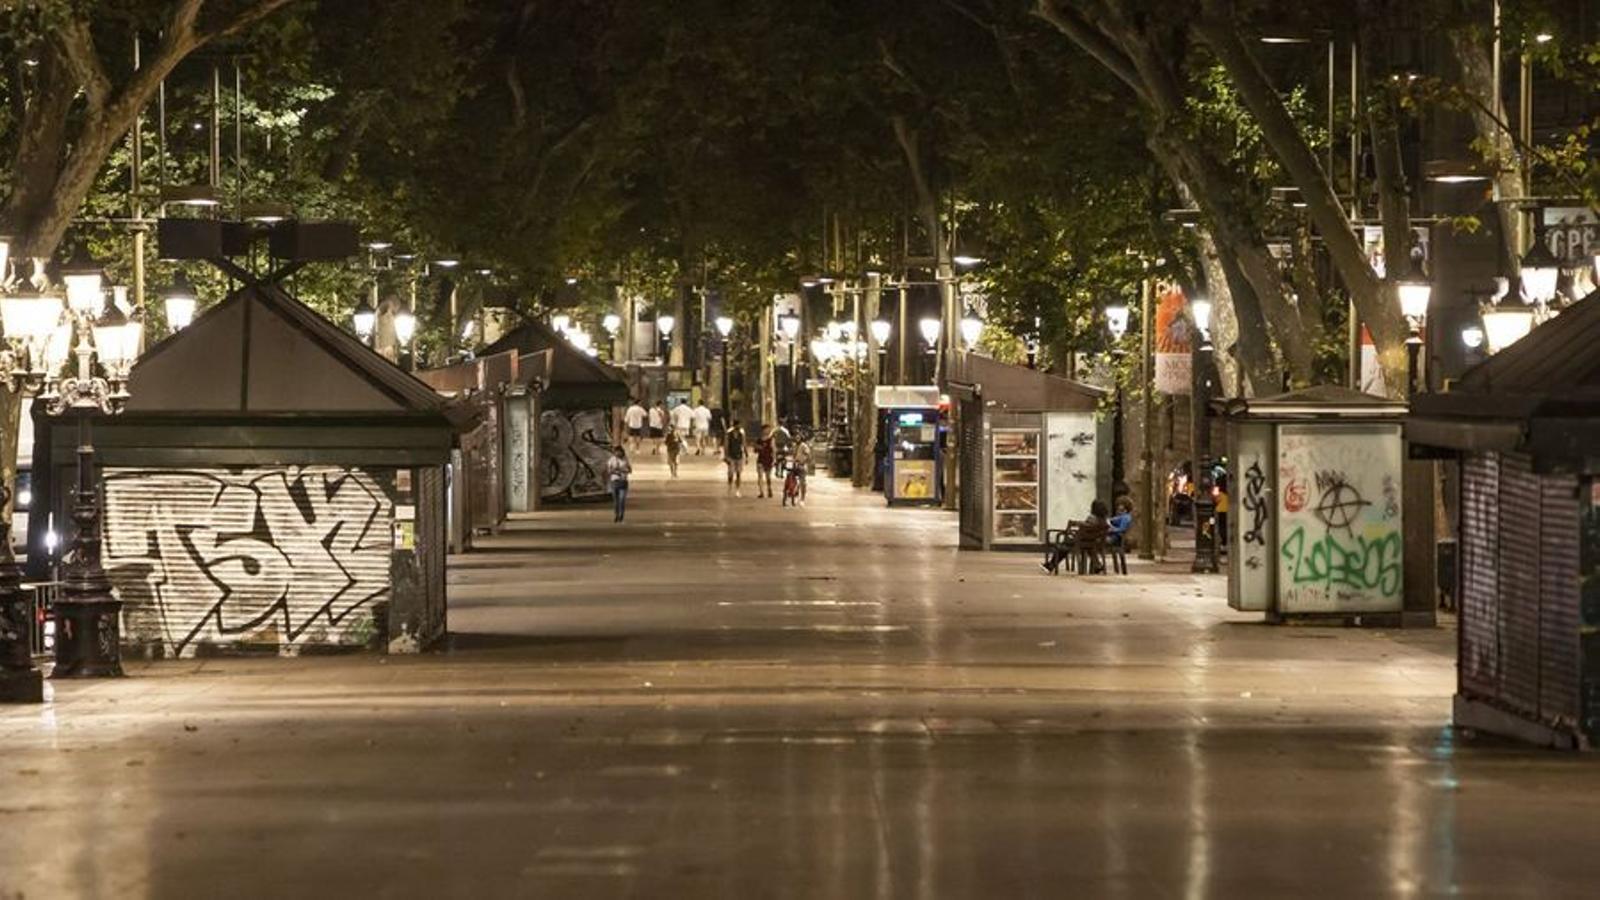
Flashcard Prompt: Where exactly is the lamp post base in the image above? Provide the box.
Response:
[51,594,123,679]
[0,667,44,702]
[0,565,44,702]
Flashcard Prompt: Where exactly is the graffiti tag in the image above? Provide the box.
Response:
[1241,459,1268,546]
[1311,470,1371,537]
[540,409,613,501]
[1284,477,1308,513]
[105,467,391,656]
[1280,526,1402,597]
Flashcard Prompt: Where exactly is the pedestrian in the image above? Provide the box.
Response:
[724,419,747,496]
[624,400,646,452]
[711,406,727,452]
[648,402,666,455]
[1213,475,1230,550]
[605,445,632,522]
[790,435,812,507]
[671,398,694,444]
[754,424,776,498]
[692,400,712,454]
[665,425,683,478]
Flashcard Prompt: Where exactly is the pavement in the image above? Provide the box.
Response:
[2,451,1598,899]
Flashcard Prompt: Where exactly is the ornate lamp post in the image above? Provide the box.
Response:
[714,315,734,414]
[0,242,58,700]
[1105,301,1131,488]
[1396,265,1433,398]
[50,249,142,677]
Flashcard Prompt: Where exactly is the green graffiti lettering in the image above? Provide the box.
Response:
[1281,526,1402,597]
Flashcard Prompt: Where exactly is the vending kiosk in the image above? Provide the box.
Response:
[877,386,943,507]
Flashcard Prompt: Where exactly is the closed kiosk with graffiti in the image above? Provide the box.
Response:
[478,321,630,504]
[1221,387,1409,620]
[30,283,469,657]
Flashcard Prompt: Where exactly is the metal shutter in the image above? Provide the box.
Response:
[959,399,985,549]
[1459,452,1500,697]
[1539,474,1582,725]
[1497,452,1542,716]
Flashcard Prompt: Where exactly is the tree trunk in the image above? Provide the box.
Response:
[1449,22,1524,271]
[1210,237,1281,394]
[1197,6,1408,393]
[853,274,882,488]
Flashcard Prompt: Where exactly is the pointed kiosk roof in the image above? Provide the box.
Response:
[1220,384,1408,421]
[68,281,469,467]
[480,320,628,409]
[1409,289,1600,471]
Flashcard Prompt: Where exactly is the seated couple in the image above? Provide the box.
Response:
[1042,498,1133,575]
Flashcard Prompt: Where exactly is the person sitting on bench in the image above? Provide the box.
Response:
[1108,499,1133,548]
[1043,499,1110,575]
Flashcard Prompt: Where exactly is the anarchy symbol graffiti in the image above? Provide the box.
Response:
[1312,471,1371,537]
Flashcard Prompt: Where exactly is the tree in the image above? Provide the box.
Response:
[1,0,299,258]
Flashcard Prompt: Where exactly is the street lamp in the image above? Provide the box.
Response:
[161,272,198,333]
[1396,265,1432,398]
[602,313,621,334]
[870,319,891,382]
[1189,296,1212,348]
[393,307,417,346]
[1,245,142,679]
[714,315,734,338]
[1519,240,1561,307]
[0,261,59,700]
[1105,301,1131,342]
[551,313,571,334]
[567,329,592,353]
[351,298,377,343]
[1481,278,1534,353]
[656,313,676,361]
[918,316,942,348]
[779,314,801,342]
[959,311,984,348]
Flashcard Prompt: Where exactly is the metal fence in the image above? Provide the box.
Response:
[25,581,59,658]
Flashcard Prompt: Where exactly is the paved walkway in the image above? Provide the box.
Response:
[2,452,1596,898]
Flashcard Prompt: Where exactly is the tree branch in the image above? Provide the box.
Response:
[52,16,112,112]
[1030,0,1147,104]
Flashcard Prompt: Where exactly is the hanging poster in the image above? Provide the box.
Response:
[1153,286,1193,395]
[1275,424,1404,614]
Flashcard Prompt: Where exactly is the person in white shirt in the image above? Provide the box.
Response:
[647,403,665,455]
[691,402,712,454]
[624,401,647,452]
[671,399,694,439]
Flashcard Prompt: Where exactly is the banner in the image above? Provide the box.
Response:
[1154,285,1193,395]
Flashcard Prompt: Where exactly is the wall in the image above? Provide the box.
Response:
[1275,424,1404,614]
[539,408,613,502]
[1229,422,1273,612]
[104,466,395,657]
[504,393,533,512]
[1044,411,1097,533]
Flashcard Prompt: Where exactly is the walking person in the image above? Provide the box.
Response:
[605,445,632,523]
[665,426,683,478]
[624,400,647,452]
[790,435,812,507]
[671,399,694,451]
[692,401,712,455]
[724,419,747,496]
[754,424,777,499]
[648,403,666,455]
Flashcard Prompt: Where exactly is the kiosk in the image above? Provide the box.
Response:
[877,386,942,507]
[1219,386,1408,621]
